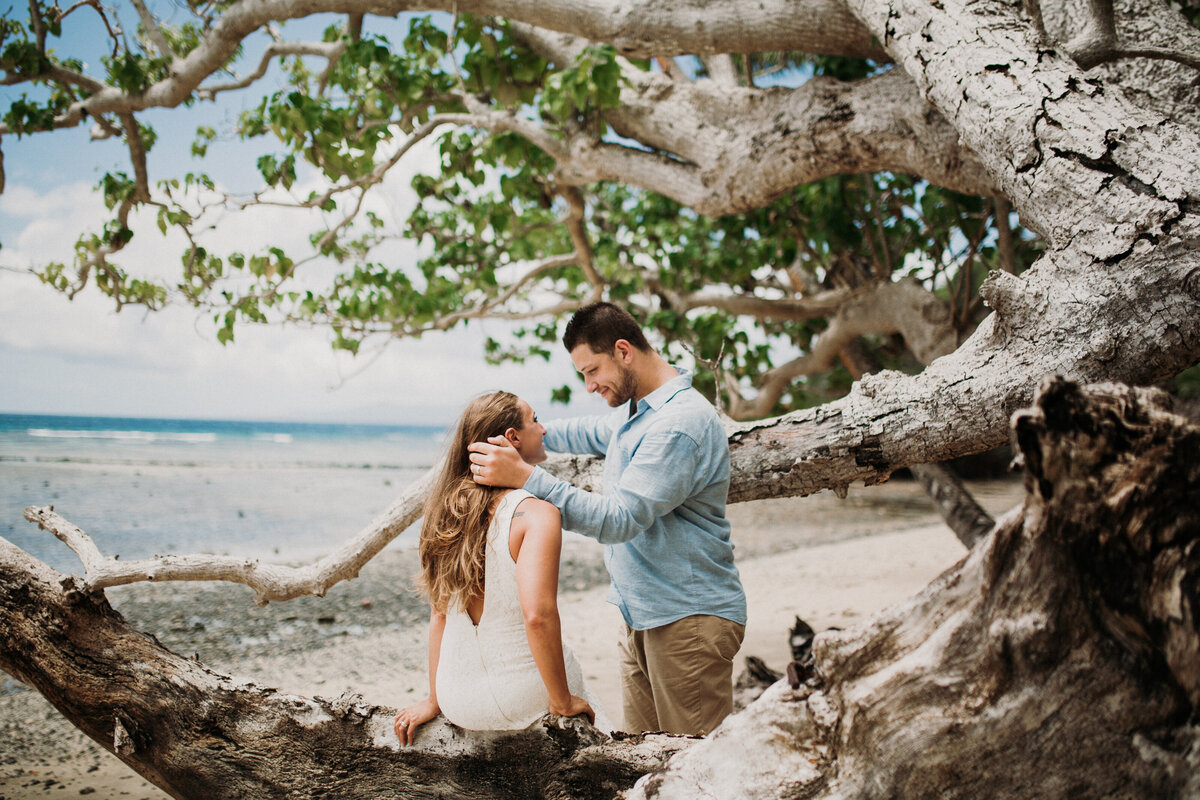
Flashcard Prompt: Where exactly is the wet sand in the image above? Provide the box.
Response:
[0,476,1025,799]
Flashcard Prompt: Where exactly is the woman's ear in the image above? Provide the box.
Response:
[504,427,520,448]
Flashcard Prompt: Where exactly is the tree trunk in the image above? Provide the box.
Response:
[0,538,689,799]
[908,461,996,548]
[623,377,1200,799]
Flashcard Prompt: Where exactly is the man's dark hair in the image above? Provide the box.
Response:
[563,302,652,354]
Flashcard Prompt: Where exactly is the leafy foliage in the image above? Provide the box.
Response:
[1,6,1042,418]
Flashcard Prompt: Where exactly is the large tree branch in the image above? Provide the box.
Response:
[723,226,1200,504]
[31,0,880,129]
[557,65,1000,215]
[656,286,854,321]
[840,338,996,549]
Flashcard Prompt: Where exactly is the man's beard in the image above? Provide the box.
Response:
[606,364,638,407]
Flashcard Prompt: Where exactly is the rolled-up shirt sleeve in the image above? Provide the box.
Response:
[542,412,618,457]
[524,431,700,544]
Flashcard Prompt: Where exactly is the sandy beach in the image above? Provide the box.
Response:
[0,476,1025,799]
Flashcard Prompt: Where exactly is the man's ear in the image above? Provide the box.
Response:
[613,339,635,364]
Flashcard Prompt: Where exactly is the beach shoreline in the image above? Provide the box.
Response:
[0,477,1025,799]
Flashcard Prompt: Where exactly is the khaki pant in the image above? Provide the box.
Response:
[619,614,745,736]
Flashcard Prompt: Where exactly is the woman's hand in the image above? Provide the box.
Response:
[549,694,596,725]
[394,697,440,746]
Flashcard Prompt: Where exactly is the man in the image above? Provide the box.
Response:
[468,302,746,736]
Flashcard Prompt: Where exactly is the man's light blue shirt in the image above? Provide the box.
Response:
[523,371,746,630]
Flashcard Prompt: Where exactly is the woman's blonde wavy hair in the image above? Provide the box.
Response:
[419,391,525,613]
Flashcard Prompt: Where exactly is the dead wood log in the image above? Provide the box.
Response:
[628,377,1200,799]
[0,538,689,799]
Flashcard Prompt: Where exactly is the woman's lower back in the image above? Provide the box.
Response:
[436,611,555,730]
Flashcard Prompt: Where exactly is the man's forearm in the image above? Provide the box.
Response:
[524,468,651,544]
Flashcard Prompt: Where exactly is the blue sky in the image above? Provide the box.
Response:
[0,11,595,425]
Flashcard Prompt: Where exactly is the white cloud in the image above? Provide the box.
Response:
[0,125,603,425]
[0,181,591,424]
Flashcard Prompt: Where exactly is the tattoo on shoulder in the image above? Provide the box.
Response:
[513,511,525,518]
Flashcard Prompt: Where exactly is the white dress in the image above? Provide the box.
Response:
[436,489,606,731]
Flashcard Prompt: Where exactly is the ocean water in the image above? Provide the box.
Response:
[0,414,446,574]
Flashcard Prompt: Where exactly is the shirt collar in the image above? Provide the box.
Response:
[633,369,692,415]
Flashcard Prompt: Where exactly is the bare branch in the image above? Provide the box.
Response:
[723,278,956,420]
[198,41,347,99]
[129,0,176,64]
[1091,44,1200,71]
[413,187,601,333]
[656,285,854,321]
[120,112,152,203]
[420,253,581,331]
[460,97,570,160]
[995,197,1017,274]
[654,56,689,82]
[1065,0,1200,70]
[23,465,437,605]
[27,0,47,53]
[18,450,611,596]
[1065,0,1118,69]
[316,15,363,94]
[560,185,605,296]
[700,54,739,86]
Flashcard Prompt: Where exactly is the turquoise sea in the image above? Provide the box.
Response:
[0,413,446,574]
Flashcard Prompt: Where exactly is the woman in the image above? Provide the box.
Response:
[394,391,599,745]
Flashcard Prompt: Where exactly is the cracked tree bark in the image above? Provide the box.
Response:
[623,378,1200,799]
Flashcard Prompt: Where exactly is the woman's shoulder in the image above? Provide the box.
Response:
[505,493,560,562]
[511,493,560,522]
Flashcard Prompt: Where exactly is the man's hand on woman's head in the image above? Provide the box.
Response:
[467,436,535,488]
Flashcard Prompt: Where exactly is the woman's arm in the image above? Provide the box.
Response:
[512,498,595,723]
[395,610,445,745]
